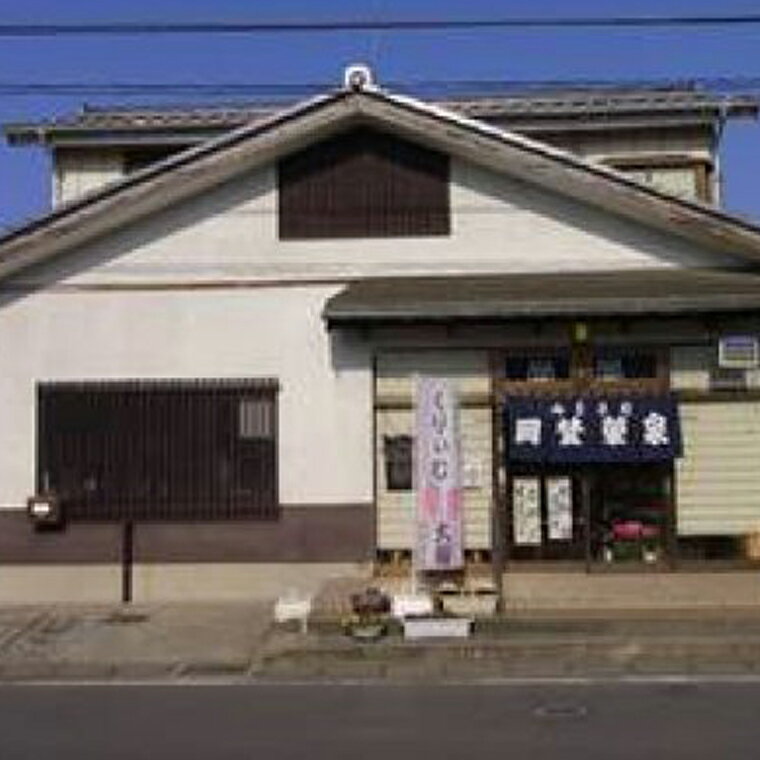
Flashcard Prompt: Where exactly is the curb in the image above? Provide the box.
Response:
[0,659,254,682]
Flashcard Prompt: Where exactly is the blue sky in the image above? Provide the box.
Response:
[1,0,759,229]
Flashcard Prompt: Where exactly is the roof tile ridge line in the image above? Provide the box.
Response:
[0,88,348,249]
[119,87,344,170]
[4,103,280,132]
[8,86,755,127]
[370,86,760,239]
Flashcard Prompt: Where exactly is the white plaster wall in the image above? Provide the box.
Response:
[14,157,736,291]
[0,148,739,512]
[54,148,124,205]
[0,286,373,508]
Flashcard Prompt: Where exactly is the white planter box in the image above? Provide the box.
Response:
[402,617,472,640]
[391,593,434,619]
[441,594,497,618]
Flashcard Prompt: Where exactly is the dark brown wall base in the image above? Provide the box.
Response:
[135,504,374,563]
[0,504,374,564]
[0,512,121,563]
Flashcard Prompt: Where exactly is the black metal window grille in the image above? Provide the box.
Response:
[37,379,279,521]
[594,351,658,380]
[504,354,571,381]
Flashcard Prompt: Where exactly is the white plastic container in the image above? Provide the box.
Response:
[402,617,472,639]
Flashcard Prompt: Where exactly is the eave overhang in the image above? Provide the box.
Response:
[323,269,760,326]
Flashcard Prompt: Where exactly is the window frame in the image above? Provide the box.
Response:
[36,379,279,521]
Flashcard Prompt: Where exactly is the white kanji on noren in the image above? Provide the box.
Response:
[642,411,669,446]
[515,417,542,447]
[601,414,628,446]
[556,415,584,447]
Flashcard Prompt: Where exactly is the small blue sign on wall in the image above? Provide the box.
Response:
[504,394,682,464]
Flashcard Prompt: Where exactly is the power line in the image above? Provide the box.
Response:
[0,16,759,36]
[0,83,325,96]
[1,77,760,97]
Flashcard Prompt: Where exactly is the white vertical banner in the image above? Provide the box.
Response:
[415,376,464,571]
[512,477,542,546]
[546,476,573,541]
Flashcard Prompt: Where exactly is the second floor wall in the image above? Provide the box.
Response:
[50,120,718,208]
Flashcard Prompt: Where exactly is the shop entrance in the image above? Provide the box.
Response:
[506,464,673,565]
[502,390,681,567]
[508,468,586,561]
[589,465,672,565]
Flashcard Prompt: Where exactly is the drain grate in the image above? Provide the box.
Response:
[533,703,588,720]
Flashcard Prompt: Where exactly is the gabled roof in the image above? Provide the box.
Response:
[324,269,760,325]
[2,76,760,282]
[5,89,756,145]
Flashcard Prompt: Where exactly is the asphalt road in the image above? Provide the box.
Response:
[0,680,758,759]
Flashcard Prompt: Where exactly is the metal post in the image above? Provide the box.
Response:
[667,465,678,571]
[582,470,593,573]
[492,392,508,615]
[121,520,134,604]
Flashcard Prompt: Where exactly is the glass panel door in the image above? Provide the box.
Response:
[508,468,585,560]
[590,465,671,564]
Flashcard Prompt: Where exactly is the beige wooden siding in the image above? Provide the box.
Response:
[677,402,760,535]
[376,350,490,403]
[376,407,492,549]
[671,346,711,391]
[671,344,760,391]
[375,350,492,550]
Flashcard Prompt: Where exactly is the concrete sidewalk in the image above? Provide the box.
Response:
[1,601,760,682]
[263,611,760,681]
[0,571,759,682]
[0,603,272,680]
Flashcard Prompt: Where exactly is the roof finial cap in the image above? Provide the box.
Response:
[344,64,374,91]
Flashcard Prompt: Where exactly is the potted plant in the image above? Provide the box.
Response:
[342,587,391,641]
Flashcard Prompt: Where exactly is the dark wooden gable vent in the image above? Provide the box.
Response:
[278,127,450,239]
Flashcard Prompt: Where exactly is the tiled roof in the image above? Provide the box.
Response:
[4,86,760,284]
[5,89,757,143]
[324,269,760,323]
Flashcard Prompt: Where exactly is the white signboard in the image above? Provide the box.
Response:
[512,477,541,546]
[546,476,573,541]
[415,377,464,570]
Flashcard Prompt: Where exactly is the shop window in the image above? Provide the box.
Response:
[594,351,657,380]
[37,379,279,521]
[384,435,413,491]
[591,466,670,563]
[505,354,570,382]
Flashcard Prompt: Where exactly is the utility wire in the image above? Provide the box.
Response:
[1,77,760,97]
[0,16,759,36]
